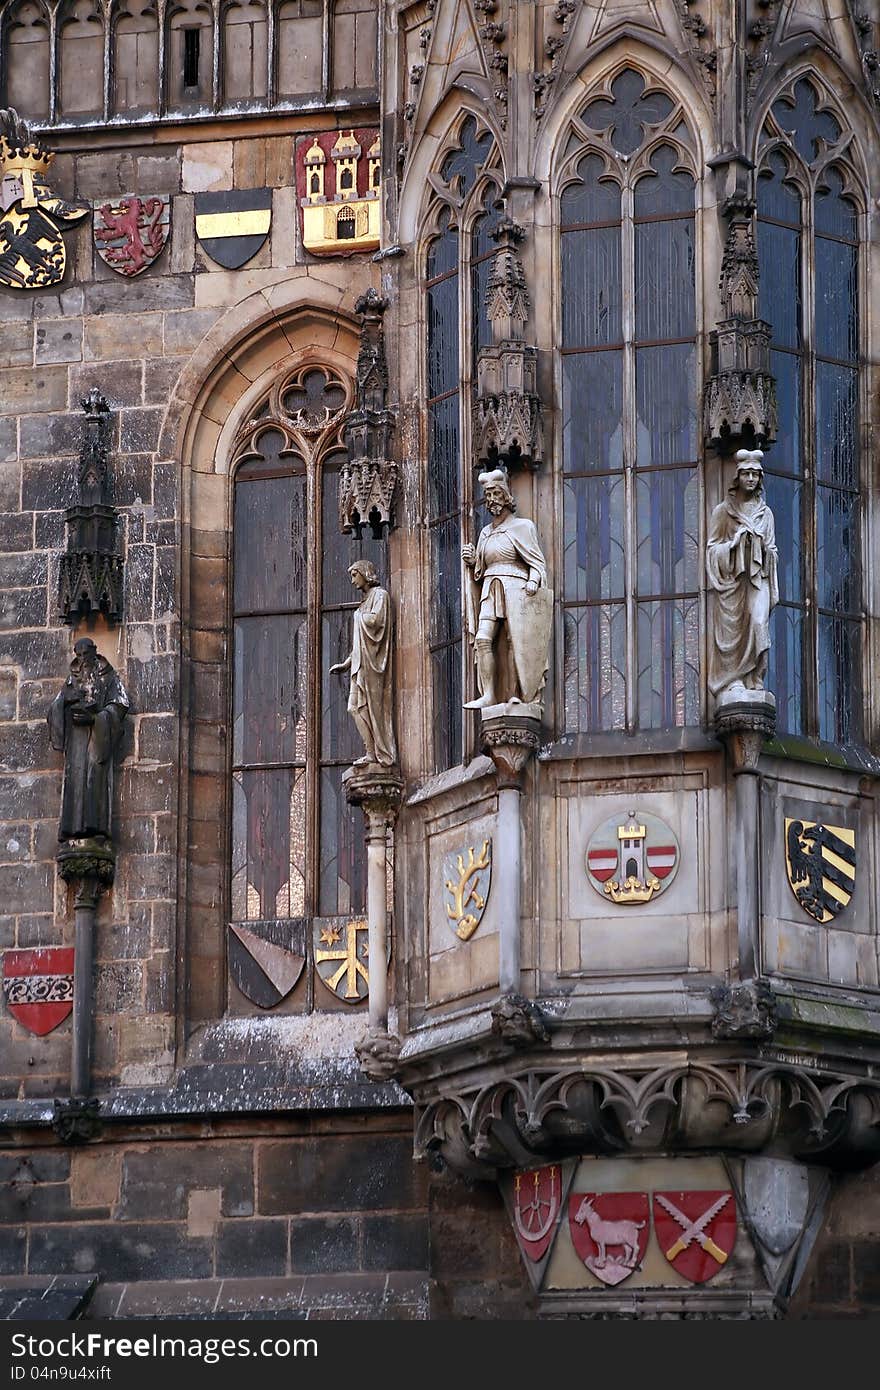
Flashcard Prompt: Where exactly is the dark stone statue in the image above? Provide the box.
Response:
[48,638,129,843]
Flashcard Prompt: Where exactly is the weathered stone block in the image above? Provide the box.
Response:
[289,1215,360,1274]
[120,408,163,455]
[14,913,57,947]
[0,1152,70,1182]
[118,1145,254,1221]
[0,1225,26,1274]
[85,314,163,363]
[0,862,52,914]
[0,629,68,678]
[144,357,187,406]
[0,417,17,464]
[0,670,17,720]
[70,1149,122,1210]
[33,511,66,551]
[0,554,47,589]
[258,1134,419,1216]
[85,276,194,317]
[0,514,33,551]
[95,961,143,1013]
[35,320,83,366]
[0,322,33,369]
[215,1219,288,1278]
[29,1222,213,1281]
[69,361,143,409]
[21,459,72,511]
[163,308,221,356]
[0,587,47,630]
[0,366,68,412]
[19,412,83,459]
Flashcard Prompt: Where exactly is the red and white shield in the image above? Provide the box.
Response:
[93,195,170,276]
[512,1165,563,1262]
[646,843,677,879]
[569,1191,649,1286]
[652,1190,737,1284]
[2,948,74,1036]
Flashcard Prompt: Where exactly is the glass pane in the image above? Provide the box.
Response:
[560,153,621,226]
[430,514,462,647]
[321,608,363,764]
[426,222,458,280]
[580,68,673,156]
[636,598,699,729]
[818,616,862,745]
[231,768,305,920]
[426,261,459,397]
[563,474,625,603]
[756,153,801,226]
[815,362,858,488]
[562,602,626,732]
[432,641,462,770]
[771,78,840,165]
[321,466,388,602]
[635,467,699,597]
[815,238,857,363]
[440,115,492,199]
[319,765,366,915]
[634,217,695,341]
[561,226,622,347]
[757,220,801,350]
[814,168,857,239]
[768,603,804,737]
[562,351,623,473]
[427,394,460,518]
[633,146,694,217]
[635,344,697,467]
[471,200,502,360]
[762,473,802,604]
[233,471,306,613]
[233,615,306,766]
[817,485,860,615]
[768,350,801,475]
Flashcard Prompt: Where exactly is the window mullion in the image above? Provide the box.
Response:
[305,452,322,921]
[621,180,637,733]
[459,215,475,740]
[802,185,819,738]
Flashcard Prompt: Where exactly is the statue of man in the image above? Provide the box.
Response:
[706,448,779,700]
[330,560,396,767]
[462,468,553,710]
[48,638,130,842]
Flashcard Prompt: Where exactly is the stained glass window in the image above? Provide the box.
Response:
[758,79,862,745]
[230,370,385,947]
[425,116,497,770]
[561,83,699,733]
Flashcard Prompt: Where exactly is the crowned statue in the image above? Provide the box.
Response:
[462,468,553,713]
[706,448,779,703]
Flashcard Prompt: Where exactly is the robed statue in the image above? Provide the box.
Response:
[462,468,553,710]
[48,638,130,842]
[706,449,779,700]
[330,560,396,767]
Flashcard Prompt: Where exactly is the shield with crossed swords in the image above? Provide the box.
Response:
[652,1190,737,1283]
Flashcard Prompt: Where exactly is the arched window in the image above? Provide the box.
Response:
[2,0,50,121]
[423,115,500,771]
[558,69,700,733]
[58,0,103,117]
[114,1,159,114]
[230,366,386,941]
[223,0,268,105]
[757,77,863,745]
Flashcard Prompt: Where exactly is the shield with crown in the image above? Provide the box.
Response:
[0,107,89,290]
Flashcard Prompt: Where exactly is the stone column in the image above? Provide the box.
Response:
[345,764,404,1081]
[713,693,777,1037]
[56,839,114,1132]
[480,710,540,1002]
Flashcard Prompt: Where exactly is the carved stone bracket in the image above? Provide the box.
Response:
[704,201,777,451]
[52,1096,102,1144]
[58,390,124,625]
[354,1026,402,1081]
[480,709,541,789]
[710,980,777,1040]
[343,763,404,823]
[473,220,543,472]
[714,693,777,773]
[491,993,550,1047]
[413,1060,880,1178]
[340,289,397,538]
[57,838,116,896]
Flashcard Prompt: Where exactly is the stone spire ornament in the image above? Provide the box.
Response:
[58,390,124,625]
[473,219,543,471]
[339,289,397,538]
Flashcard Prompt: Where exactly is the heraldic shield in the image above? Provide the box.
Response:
[513,1165,563,1263]
[93,195,170,276]
[443,838,491,942]
[2,947,74,1036]
[785,818,856,924]
[227,919,305,1009]
[653,1190,737,1284]
[568,1191,649,1286]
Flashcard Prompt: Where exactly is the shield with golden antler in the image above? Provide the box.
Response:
[0,108,88,290]
[443,838,492,941]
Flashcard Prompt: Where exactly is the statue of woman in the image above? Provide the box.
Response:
[48,638,130,842]
[706,449,779,701]
[330,560,396,767]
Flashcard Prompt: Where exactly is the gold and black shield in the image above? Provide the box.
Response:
[784,818,856,924]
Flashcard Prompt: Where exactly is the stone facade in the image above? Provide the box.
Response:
[0,0,879,1320]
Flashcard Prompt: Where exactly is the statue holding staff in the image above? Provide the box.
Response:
[330,560,396,767]
[48,637,129,842]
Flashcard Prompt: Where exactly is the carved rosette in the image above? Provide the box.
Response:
[474,220,543,471]
[340,289,397,538]
[58,390,124,625]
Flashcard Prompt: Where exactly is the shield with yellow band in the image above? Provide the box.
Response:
[195,188,272,269]
[785,818,856,924]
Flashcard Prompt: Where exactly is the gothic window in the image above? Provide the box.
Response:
[424,115,500,771]
[757,77,863,745]
[1,1,51,121]
[230,365,385,937]
[558,70,700,733]
[58,0,103,116]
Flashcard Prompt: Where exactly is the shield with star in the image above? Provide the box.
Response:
[313,917,375,1004]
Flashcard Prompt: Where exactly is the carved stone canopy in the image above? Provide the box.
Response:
[58,391,124,625]
[340,288,397,538]
[474,219,543,471]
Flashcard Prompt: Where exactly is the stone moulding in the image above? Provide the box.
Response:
[413,1061,880,1178]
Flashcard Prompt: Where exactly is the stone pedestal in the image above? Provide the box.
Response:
[480,705,541,999]
[714,690,776,986]
[344,763,404,1078]
[57,838,115,1103]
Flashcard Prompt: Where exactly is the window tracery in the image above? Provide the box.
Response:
[557,68,700,734]
[756,75,864,745]
[229,362,386,941]
[423,113,502,771]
